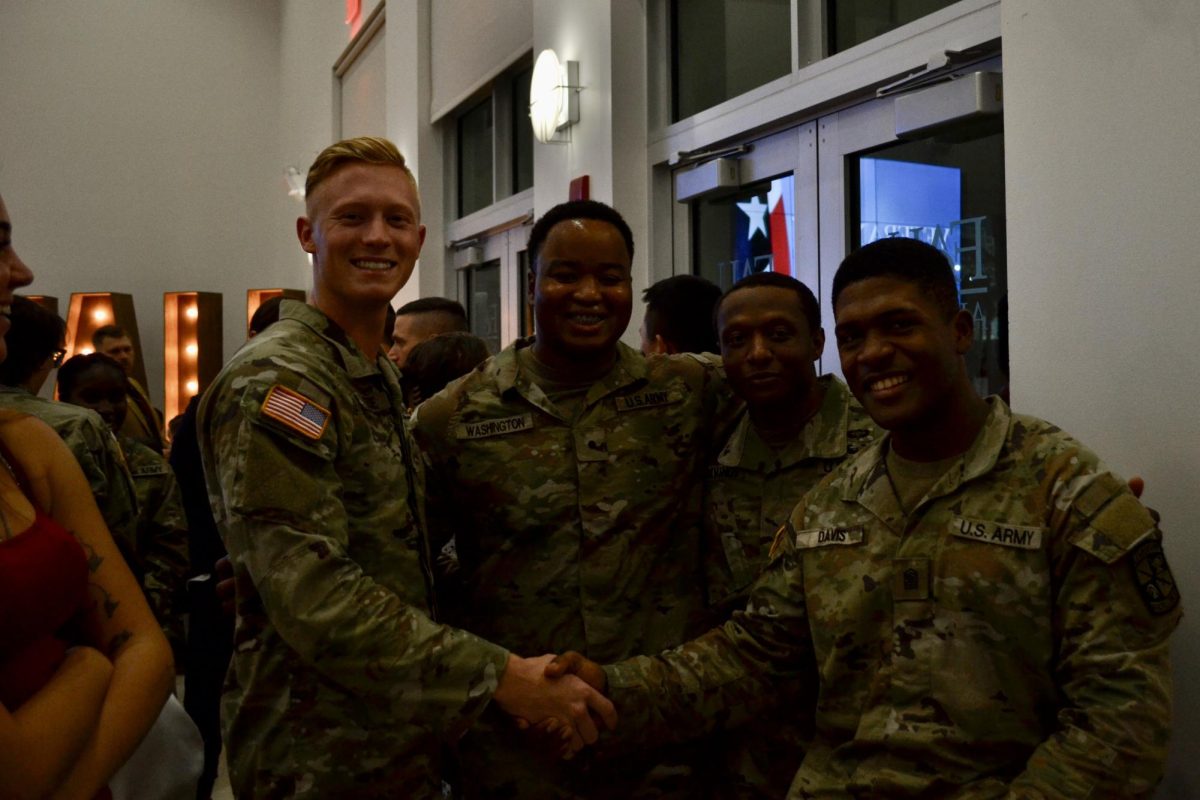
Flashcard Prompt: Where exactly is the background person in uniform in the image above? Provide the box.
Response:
[58,353,191,669]
[387,295,468,368]
[413,199,737,799]
[197,137,613,798]
[0,189,174,799]
[640,273,721,355]
[94,323,165,454]
[401,330,490,409]
[174,291,284,799]
[0,298,143,578]
[704,271,877,799]
[550,237,1180,798]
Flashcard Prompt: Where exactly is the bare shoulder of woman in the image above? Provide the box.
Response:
[0,412,63,508]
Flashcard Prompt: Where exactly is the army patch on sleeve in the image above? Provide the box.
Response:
[1131,538,1180,616]
[260,384,331,441]
[767,523,791,561]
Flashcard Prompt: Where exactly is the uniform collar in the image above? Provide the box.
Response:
[839,396,1012,523]
[279,299,385,380]
[492,337,647,419]
[718,375,854,471]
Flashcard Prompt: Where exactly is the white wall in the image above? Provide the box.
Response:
[0,0,293,408]
[1002,1,1200,794]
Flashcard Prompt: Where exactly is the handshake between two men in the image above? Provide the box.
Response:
[493,652,617,755]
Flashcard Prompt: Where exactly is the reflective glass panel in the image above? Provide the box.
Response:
[512,66,534,194]
[457,98,493,217]
[518,249,534,338]
[829,0,959,54]
[851,123,1007,396]
[692,174,796,291]
[468,259,502,354]
[672,0,791,121]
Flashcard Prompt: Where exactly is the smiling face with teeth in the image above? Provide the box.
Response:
[528,218,633,377]
[298,163,426,354]
[0,194,37,365]
[834,275,984,458]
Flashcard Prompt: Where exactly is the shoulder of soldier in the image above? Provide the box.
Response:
[648,350,725,384]
[206,323,341,415]
[26,397,111,453]
[411,358,498,439]
[121,435,172,477]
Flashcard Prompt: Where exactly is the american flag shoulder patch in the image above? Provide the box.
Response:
[260,384,331,441]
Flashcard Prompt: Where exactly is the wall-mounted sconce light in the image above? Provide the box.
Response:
[285,167,306,201]
[163,292,222,421]
[246,288,306,335]
[65,292,148,386]
[529,49,580,143]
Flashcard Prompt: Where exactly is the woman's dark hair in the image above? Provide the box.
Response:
[402,332,490,406]
[0,296,66,387]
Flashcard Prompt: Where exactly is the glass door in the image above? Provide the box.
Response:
[817,65,1007,394]
[452,222,532,355]
[673,125,819,295]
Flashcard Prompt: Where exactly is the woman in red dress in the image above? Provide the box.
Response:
[0,192,174,799]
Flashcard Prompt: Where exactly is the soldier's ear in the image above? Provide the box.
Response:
[297,216,317,254]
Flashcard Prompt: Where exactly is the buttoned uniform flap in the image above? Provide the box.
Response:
[241,377,337,462]
[1068,476,1158,565]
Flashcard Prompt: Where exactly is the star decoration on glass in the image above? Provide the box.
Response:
[737,196,769,241]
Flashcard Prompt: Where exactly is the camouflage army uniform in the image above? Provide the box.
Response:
[198,301,509,799]
[0,385,140,563]
[119,435,190,665]
[412,338,736,799]
[704,375,877,799]
[607,399,1180,798]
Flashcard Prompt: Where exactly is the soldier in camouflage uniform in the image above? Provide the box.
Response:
[705,272,878,799]
[0,298,141,570]
[197,138,612,798]
[556,237,1179,798]
[56,352,191,666]
[413,200,738,799]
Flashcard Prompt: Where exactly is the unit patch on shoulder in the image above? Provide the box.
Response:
[261,384,331,441]
[1131,537,1180,616]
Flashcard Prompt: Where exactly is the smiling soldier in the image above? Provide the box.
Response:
[413,199,737,798]
[552,236,1180,798]
[197,140,614,798]
[704,271,877,799]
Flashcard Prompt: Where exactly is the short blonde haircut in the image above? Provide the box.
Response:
[305,136,421,216]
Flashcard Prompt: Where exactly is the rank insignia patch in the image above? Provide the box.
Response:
[1131,538,1180,616]
[261,384,331,440]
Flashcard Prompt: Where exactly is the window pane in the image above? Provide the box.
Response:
[851,123,1007,396]
[518,249,534,338]
[512,66,534,194]
[672,0,791,121]
[457,98,493,217]
[468,259,503,355]
[829,0,959,54]
[692,174,797,291]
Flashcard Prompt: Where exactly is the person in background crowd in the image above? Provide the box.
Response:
[174,292,285,800]
[640,274,722,355]
[94,324,165,454]
[402,330,490,409]
[704,271,878,799]
[0,298,143,578]
[0,189,174,799]
[198,137,613,797]
[413,199,738,799]
[58,353,190,670]
[550,237,1180,798]
[387,296,468,368]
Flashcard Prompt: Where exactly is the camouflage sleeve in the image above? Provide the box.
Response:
[137,463,191,664]
[1008,473,1180,798]
[409,394,466,614]
[208,369,509,735]
[603,524,812,747]
[66,418,142,571]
